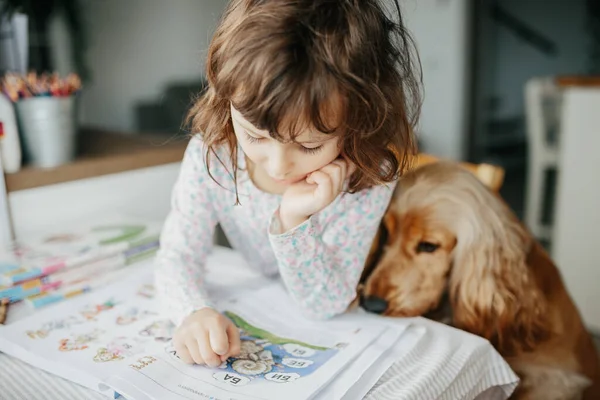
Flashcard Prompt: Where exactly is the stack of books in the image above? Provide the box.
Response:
[0,215,162,309]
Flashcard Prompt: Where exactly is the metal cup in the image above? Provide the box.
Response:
[15,96,78,168]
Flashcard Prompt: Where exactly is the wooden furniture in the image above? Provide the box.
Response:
[413,153,505,192]
[5,128,189,193]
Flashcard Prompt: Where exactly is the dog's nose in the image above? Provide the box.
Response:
[360,295,388,314]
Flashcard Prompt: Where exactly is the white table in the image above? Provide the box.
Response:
[0,247,518,400]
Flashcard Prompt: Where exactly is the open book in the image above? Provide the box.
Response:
[0,247,410,400]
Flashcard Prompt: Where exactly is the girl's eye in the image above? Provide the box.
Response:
[244,131,264,144]
[300,145,323,155]
[244,129,322,155]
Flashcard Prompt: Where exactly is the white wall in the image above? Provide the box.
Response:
[53,0,228,132]
[398,0,471,160]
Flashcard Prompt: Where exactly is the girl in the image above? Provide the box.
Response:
[156,0,422,367]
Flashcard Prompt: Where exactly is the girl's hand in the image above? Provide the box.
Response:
[279,159,356,232]
[173,307,241,367]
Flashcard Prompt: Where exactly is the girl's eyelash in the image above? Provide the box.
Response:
[245,130,323,155]
[244,131,264,143]
[301,145,323,155]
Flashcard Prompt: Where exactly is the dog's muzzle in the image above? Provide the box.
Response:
[360,295,388,314]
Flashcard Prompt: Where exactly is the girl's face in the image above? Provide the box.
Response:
[231,103,341,188]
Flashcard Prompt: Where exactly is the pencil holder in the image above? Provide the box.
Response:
[15,95,78,168]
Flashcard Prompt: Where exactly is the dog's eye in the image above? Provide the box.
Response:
[416,241,439,253]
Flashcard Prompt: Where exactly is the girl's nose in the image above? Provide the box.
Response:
[268,145,292,179]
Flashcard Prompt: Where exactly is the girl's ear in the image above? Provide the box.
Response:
[449,201,551,355]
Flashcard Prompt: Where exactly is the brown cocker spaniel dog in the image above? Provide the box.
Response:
[358,162,600,400]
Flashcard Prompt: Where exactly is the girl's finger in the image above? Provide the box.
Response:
[174,339,195,364]
[309,171,334,201]
[209,322,230,356]
[222,322,241,361]
[185,337,205,365]
[320,163,343,192]
[198,331,222,368]
[174,343,194,364]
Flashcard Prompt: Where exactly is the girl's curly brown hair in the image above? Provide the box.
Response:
[187,0,422,195]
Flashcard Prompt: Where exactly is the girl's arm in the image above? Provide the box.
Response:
[268,183,395,319]
[155,137,218,326]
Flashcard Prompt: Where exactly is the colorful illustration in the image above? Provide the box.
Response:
[139,320,175,342]
[129,356,157,371]
[167,312,343,385]
[92,225,146,245]
[116,307,157,325]
[93,337,144,363]
[231,339,276,375]
[26,316,83,339]
[94,347,124,363]
[80,298,118,321]
[59,329,104,351]
[43,233,82,244]
[136,284,155,299]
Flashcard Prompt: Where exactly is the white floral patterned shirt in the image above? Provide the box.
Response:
[155,136,395,326]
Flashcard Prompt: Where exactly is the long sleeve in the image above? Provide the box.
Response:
[268,182,396,320]
[155,137,218,327]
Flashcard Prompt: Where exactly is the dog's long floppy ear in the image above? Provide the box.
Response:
[359,207,396,285]
[449,194,551,355]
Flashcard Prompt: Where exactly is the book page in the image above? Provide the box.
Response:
[105,285,388,400]
[0,247,255,395]
[0,260,166,396]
